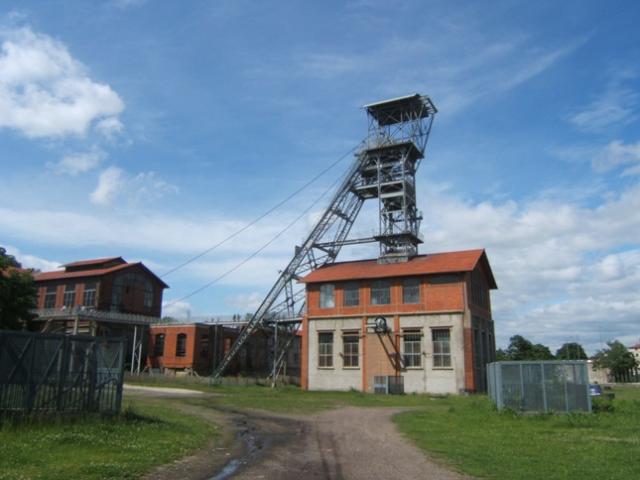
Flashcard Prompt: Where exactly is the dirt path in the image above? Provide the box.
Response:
[232,407,470,480]
[125,386,470,480]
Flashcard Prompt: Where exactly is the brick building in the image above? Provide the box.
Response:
[147,323,301,377]
[300,249,497,394]
[31,257,168,370]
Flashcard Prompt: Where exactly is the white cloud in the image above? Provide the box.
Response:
[89,167,178,206]
[225,292,265,311]
[4,245,60,272]
[95,116,124,139]
[112,0,150,9]
[0,26,124,138]
[567,70,638,132]
[48,149,105,175]
[90,166,124,205]
[593,140,640,176]
[161,299,191,319]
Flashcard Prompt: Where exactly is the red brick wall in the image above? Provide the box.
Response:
[306,275,465,318]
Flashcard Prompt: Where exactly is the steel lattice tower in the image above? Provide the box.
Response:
[211,94,437,381]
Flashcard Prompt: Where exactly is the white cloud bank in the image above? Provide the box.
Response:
[0,26,124,138]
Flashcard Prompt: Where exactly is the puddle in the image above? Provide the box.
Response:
[209,417,265,480]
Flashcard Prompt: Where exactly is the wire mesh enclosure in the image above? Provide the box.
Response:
[0,330,125,414]
[487,361,591,413]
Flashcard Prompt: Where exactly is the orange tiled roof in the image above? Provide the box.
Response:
[34,262,169,288]
[301,249,497,288]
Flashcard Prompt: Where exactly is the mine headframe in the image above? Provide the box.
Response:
[211,93,437,381]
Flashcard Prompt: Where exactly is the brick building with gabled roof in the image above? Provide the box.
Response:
[31,257,168,371]
[300,249,497,394]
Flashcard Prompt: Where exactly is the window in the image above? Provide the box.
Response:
[144,283,154,308]
[63,284,76,307]
[432,329,451,368]
[319,284,335,308]
[200,335,210,357]
[83,282,97,307]
[44,286,56,309]
[370,280,391,305]
[402,278,420,304]
[318,332,333,367]
[403,330,422,368]
[343,282,359,307]
[154,334,165,356]
[176,333,187,357]
[342,332,359,368]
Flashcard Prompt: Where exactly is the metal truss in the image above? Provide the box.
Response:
[211,94,437,380]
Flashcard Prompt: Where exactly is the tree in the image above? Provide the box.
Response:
[504,335,555,361]
[555,342,587,360]
[0,247,37,330]
[593,340,638,377]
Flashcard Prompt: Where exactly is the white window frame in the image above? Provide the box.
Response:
[432,328,452,368]
[318,331,334,368]
[342,332,360,368]
[403,330,422,368]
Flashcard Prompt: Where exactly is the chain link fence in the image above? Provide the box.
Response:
[487,361,591,413]
[0,330,124,414]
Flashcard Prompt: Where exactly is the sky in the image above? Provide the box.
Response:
[0,0,639,354]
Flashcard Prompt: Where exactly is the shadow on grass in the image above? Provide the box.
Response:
[0,404,167,430]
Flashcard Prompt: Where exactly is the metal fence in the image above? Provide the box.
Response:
[0,330,124,414]
[487,361,591,413]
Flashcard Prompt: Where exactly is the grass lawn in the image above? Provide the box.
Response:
[0,396,218,480]
[394,385,640,480]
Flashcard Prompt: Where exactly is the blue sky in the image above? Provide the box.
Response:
[1,0,639,354]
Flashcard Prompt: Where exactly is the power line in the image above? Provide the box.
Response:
[160,144,359,278]
[163,163,347,309]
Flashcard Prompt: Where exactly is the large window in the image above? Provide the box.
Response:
[154,334,165,356]
[44,286,56,308]
[402,278,420,304]
[63,284,76,307]
[343,282,359,307]
[318,332,333,367]
[403,330,422,368]
[319,284,335,309]
[83,282,97,307]
[432,329,451,368]
[370,280,391,305]
[176,333,187,357]
[342,332,359,368]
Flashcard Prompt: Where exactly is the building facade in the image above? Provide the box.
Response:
[31,257,168,370]
[147,323,301,378]
[300,249,497,394]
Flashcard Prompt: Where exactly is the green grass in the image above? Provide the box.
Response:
[0,397,218,480]
[394,386,640,480]
[126,375,448,413]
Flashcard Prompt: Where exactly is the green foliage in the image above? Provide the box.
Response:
[0,247,37,330]
[593,340,638,376]
[503,334,555,360]
[555,342,588,360]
